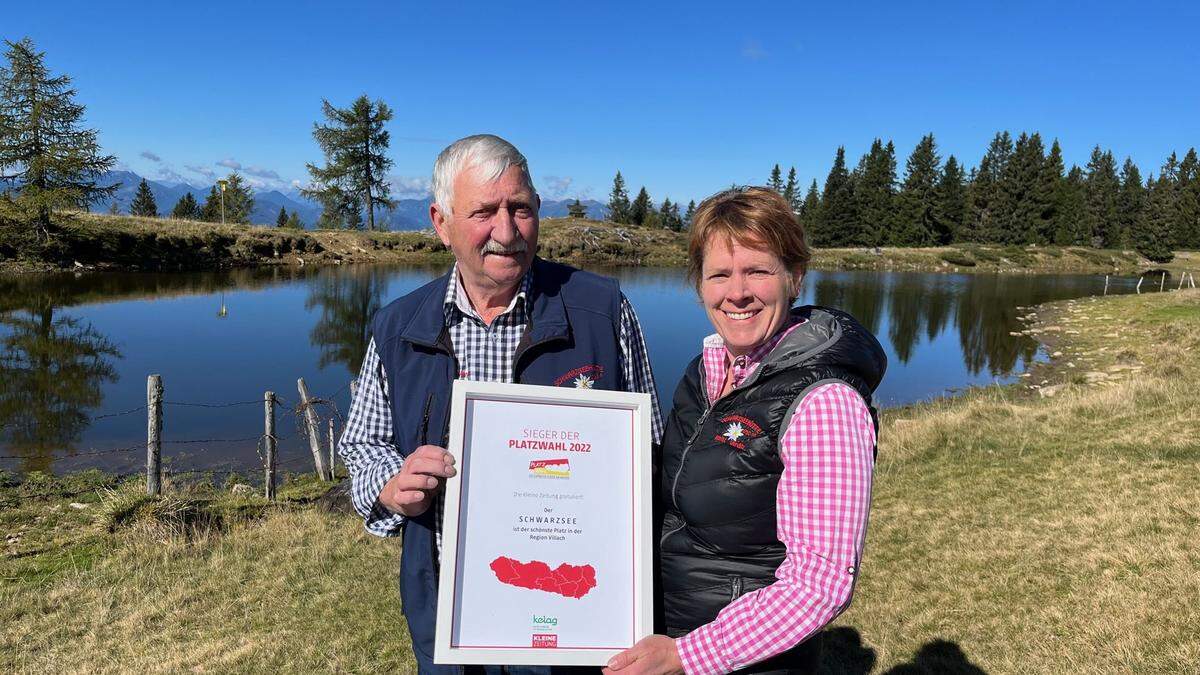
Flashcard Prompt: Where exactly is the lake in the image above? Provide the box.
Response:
[0,265,1150,476]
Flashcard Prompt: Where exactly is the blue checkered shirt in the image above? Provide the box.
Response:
[339,264,663,540]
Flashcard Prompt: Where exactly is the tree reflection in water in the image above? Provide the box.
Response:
[305,266,388,377]
[0,300,121,472]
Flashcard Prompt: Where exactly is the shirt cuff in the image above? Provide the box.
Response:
[676,623,728,675]
[361,455,407,537]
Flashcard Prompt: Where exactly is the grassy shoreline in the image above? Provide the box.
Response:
[2,289,1198,672]
[3,211,1194,276]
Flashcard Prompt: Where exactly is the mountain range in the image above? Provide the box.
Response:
[95,171,608,230]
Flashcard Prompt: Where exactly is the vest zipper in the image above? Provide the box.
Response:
[662,360,715,546]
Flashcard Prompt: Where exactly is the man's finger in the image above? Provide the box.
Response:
[403,457,457,478]
[411,445,455,464]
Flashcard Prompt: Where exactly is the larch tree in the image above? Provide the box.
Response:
[0,37,116,241]
[303,95,395,230]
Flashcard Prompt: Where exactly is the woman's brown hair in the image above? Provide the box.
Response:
[686,186,811,293]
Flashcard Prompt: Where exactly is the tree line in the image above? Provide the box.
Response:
[606,171,693,232]
[605,135,1198,263]
[791,133,1196,262]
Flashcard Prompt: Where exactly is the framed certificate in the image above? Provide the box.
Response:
[434,380,654,666]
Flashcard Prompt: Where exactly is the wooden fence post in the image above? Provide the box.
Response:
[1103,275,1109,296]
[297,377,331,481]
[328,418,336,480]
[147,374,162,496]
[264,391,277,501]
[1160,272,1166,292]
[1136,276,1144,294]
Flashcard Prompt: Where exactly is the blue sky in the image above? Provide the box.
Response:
[6,1,1198,205]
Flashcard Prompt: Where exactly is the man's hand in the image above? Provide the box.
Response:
[379,445,457,517]
[603,635,684,675]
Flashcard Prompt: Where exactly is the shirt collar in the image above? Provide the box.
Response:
[443,263,532,324]
[702,316,806,394]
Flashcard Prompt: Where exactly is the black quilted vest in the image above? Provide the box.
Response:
[657,306,886,669]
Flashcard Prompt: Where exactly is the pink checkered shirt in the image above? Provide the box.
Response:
[675,320,877,674]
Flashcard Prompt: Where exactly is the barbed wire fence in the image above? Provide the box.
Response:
[1,374,353,502]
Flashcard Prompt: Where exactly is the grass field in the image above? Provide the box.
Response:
[2,289,1198,673]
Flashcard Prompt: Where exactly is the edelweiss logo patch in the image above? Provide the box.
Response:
[554,364,605,388]
[714,414,764,450]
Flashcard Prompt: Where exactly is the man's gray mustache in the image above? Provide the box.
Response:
[482,239,528,255]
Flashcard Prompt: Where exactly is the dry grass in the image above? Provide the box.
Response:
[2,291,1197,673]
[1,486,411,674]
[828,289,1200,673]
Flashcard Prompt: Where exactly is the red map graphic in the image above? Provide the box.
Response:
[489,556,597,599]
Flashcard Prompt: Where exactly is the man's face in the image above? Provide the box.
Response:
[431,164,539,294]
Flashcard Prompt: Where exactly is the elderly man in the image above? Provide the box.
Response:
[340,134,663,674]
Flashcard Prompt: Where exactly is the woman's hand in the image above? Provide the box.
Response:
[603,635,685,675]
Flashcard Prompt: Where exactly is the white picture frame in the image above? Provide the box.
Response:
[434,380,654,666]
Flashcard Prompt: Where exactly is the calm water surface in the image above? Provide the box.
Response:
[0,265,1149,475]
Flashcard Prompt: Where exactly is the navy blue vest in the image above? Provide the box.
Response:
[371,257,625,667]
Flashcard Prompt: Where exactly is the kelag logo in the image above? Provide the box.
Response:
[531,614,559,628]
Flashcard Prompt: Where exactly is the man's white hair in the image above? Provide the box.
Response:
[432,134,536,215]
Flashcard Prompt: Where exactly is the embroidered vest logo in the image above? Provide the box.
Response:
[714,414,764,450]
[554,364,605,389]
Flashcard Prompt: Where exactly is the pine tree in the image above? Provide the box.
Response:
[783,167,800,213]
[1177,148,1200,249]
[850,140,897,246]
[200,186,221,222]
[629,186,652,226]
[1054,166,1088,245]
[285,210,303,229]
[129,178,158,217]
[1002,132,1046,244]
[567,199,587,218]
[683,200,696,229]
[302,95,395,231]
[1116,158,1146,251]
[935,155,967,243]
[768,164,784,193]
[1083,146,1121,248]
[276,205,288,227]
[966,131,1013,243]
[895,134,941,245]
[1030,140,1065,245]
[800,180,821,235]
[170,192,199,220]
[0,37,117,240]
[107,201,119,215]
[1134,172,1176,262]
[607,171,631,224]
[815,147,855,247]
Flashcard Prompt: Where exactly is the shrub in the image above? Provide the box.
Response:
[940,251,977,267]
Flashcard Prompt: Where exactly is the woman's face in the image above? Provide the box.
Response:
[699,235,801,357]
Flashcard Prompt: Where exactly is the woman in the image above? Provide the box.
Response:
[606,187,886,675]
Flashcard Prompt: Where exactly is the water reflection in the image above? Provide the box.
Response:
[0,265,1150,473]
[0,300,121,472]
[305,266,388,376]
